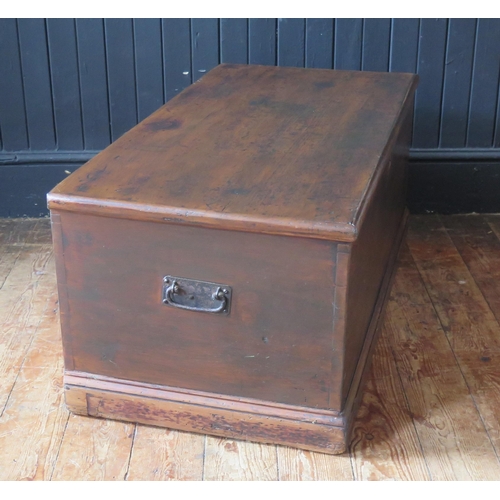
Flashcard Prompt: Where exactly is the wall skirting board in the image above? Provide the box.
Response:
[0,150,499,217]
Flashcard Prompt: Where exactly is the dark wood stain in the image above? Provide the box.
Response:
[314,81,335,90]
[57,211,335,408]
[48,64,418,242]
[78,386,347,454]
[145,118,183,131]
[50,64,418,454]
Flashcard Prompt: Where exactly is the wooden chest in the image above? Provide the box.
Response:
[48,64,418,455]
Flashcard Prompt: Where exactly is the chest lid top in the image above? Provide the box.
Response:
[48,64,418,242]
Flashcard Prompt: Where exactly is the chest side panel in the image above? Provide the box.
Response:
[339,102,414,408]
[55,213,339,409]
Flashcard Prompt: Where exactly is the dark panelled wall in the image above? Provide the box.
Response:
[1,18,500,216]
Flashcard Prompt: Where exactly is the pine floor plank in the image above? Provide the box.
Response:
[25,218,52,245]
[0,218,46,246]
[0,218,18,244]
[407,215,500,456]
[0,246,54,413]
[0,246,24,292]
[126,426,205,480]
[349,332,430,481]
[50,415,135,481]
[485,215,500,242]
[442,215,500,325]
[0,248,24,291]
[0,219,41,290]
[0,293,69,480]
[276,447,354,480]
[203,438,278,480]
[407,216,500,354]
[383,243,500,480]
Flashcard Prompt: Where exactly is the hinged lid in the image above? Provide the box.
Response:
[47,64,418,242]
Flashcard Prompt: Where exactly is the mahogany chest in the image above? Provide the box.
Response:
[48,64,418,454]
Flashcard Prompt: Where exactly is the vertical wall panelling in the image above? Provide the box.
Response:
[133,19,164,122]
[3,17,500,155]
[0,19,28,151]
[75,18,111,150]
[467,18,500,147]
[440,19,476,148]
[389,18,420,74]
[277,18,305,68]
[104,18,138,142]
[17,19,56,150]
[412,18,448,148]
[162,19,192,102]
[362,19,391,72]
[46,19,84,151]
[3,17,500,216]
[334,19,363,70]
[220,19,248,64]
[305,19,334,69]
[191,19,220,81]
[248,18,276,66]
[495,81,500,149]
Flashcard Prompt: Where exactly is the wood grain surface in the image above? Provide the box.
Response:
[0,293,68,480]
[126,427,205,480]
[203,437,278,480]
[51,416,134,481]
[47,64,415,454]
[443,215,500,324]
[2,216,500,480]
[56,211,336,409]
[48,64,418,241]
[276,447,354,480]
[0,220,53,414]
[407,215,500,457]
[384,243,500,480]
[349,334,430,480]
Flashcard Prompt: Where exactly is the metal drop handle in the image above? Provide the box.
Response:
[162,276,231,315]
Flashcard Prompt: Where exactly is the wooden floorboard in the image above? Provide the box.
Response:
[276,446,354,480]
[203,438,278,481]
[0,242,54,414]
[407,215,500,460]
[0,293,68,480]
[1,216,500,480]
[383,243,500,480]
[126,427,205,480]
[50,415,135,481]
[442,215,500,324]
[349,333,430,480]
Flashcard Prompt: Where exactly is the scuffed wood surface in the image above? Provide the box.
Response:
[407,216,500,456]
[276,447,354,480]
[349,334,430,480]
[0,246,54,413]
[443,215,500,324]
[126,427,205,480]
[0,293,68,480]
[48,66,418,242]
[384,243,500,480]
[2,216,500,480]
[50,415,134,481]
[203,437,278,480]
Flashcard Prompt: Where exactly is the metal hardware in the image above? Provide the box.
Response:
[162,275,232,315]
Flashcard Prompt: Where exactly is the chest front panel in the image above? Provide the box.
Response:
[56,212,343,409]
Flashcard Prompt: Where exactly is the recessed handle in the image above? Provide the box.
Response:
[162,276,231,315]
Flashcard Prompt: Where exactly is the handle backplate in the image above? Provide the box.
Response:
[162,275,232,315]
